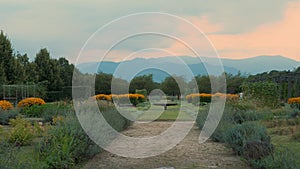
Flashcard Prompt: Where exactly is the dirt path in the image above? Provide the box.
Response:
[84,122,251,169]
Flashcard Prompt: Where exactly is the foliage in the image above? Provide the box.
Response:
[0,100,13,110]
[0,31,75,98]
[243,140,274,160]
[8,117,35,146]
[18,97,46,108]
[161,75,186,96]
[115,94,146,106]
[288,97,300,109]
[288,97,300,104]
[0,109,19,125]
[0,137,48,169]
[250,146,299,169]
[186,93,239,104]
[224,122,272,155]
[93,93,146,106]
[38,102,131,168]
[242,81,280,108]
[186,93,212,104]
[93,94,112,101]
[129,74,158,94]
[196,105,233,142]
[38,112,101,168]
[135,89,148,98]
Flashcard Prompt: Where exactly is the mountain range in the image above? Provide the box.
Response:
[76,55,300,82]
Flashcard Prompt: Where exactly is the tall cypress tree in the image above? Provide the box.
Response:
[0,30,15,84]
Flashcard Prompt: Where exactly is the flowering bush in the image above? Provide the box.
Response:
[17,97,46,108]
[214,93,239,100]
[288,97,300,104]
[288,97,300,109]
[93,93,145,106]
[186,93,212,103]
[186,93,239,104]
[0,100,13,110]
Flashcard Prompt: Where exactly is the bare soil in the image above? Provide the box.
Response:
[84,122,251,169]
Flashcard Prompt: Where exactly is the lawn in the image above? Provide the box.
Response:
[134,102,199,121]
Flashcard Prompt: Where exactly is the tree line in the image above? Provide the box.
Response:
[1,30,299,102]
[0,30,247,100]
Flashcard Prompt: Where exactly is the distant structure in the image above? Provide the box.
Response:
[2,84,37,105]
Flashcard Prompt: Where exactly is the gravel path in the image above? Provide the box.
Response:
[84,122,251,169]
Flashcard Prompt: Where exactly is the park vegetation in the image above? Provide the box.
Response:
[1,30,300,169]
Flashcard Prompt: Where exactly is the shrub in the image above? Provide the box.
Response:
[18,97,46,108]
[224,122,271,155]
[250,146,299,169]
[230,110,260,124]
[93,93,146,106]
[38,103,131,168]
[292,129,300,141]
[243,140,274,160]
[241,82,280,108]
[112,94,145,106]
[0,100,13,110]
[0,139,46,169]
[227,99,256,111]
[40,103,73,123]
[196,106,233,142]
[186,93,212,104]
[93,94,108,100]
[186,93,239,104]
[21,104,45,117]
[288,97,300,105]
[20,103,72,122]
[8,117,34,146]
[38,110,101,168]
[214,93,239,100]
[0,109,19,125]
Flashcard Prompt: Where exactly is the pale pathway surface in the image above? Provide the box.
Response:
[84,122,251,169]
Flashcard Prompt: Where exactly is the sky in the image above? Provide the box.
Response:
[1,0,300,63]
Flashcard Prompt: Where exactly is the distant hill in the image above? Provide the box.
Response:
[221,55,300,74]
[76,55,300,82]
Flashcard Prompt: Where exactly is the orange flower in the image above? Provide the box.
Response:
[17,98,46,107]
[288,97,300,104]
[0,100,13,110]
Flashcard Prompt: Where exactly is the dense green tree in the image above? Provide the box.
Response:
[226,72,246,94]
[0,63,7,85]
[129,74,157,94]
[111,77,129,94]
[34,48,63,91]
[95,72,113,94]
[192,75,211,93]
[242,81,280,108]
[0,30,15,84]
[161,75,186,96]
[58,57,74,87]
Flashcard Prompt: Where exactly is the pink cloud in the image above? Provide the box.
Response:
[208,1,300,61]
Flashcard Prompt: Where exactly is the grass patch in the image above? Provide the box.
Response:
[136,104,194,121]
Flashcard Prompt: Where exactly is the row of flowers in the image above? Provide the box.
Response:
[0,97,46,110]
[93,93,146,106]
[288,97,300,105]
[186,93,239,103]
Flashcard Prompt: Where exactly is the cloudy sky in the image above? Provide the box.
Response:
[1,0,300,63]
